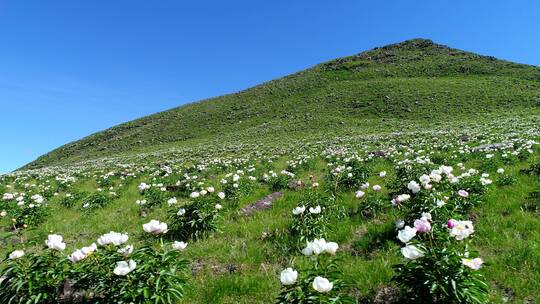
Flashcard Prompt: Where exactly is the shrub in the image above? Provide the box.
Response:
[495,174,517,187]
[71,246,189,304]
[58,191,88,208]
[166,195,222,241]
[389,162,435,196]
[356,194,389,218]
[12,204,50,228]
[142,187,168,210]
[326,159,373,191]
[276,239,351,303]
[351,222,396,256]
[222,178,253,207]
[0,251,68,304]
[264,170,295,191]
[393,216,488,303]
[521,190,540,213]
[1,235,190,304]
[520,163,540,175]
[289,190,344,246]
[81,192,111,211]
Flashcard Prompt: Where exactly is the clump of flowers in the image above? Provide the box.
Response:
[81,192,112,211]
[166,192,222,241]
[276,239,349,303]
[393,214,488,303]
[0,229,190,303]
[288,190,343,246]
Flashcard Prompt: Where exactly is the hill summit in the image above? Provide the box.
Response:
[24,38,540,169]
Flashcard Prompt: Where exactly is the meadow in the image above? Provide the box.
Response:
[1,115,539,303]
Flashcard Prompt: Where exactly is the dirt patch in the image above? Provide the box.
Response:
[191,259,243,276]
[241,192,283,216]
[372,285,401,304]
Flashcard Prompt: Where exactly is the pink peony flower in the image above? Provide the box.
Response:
[414,219,431,233]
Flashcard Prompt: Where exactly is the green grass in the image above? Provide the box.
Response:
[3,145,540,302]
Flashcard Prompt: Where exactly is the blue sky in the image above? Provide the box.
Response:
[1,0,539,173]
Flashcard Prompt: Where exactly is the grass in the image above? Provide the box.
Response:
[3,143,540,302]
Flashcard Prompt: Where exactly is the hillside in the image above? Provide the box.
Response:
[24,38,540,169]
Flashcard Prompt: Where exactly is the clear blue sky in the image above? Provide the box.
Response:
[1,0,539,173]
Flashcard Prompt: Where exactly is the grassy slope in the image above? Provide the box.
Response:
[3,148,538,303]
[24,38,540,169]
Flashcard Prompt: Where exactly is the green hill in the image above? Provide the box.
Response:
[24,38,540,169]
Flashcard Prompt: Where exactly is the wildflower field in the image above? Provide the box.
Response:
[1,39,540,303]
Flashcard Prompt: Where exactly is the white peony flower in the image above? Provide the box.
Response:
[302,239,338,256]
[113,260,136,276]
[419,174,430,184]
[449,220,474,240]
[143,220,168,235]
[401,245,424,260]
[69,250,86,263]
[407,181,421,194]
[45,234,66,251]
[117,245,134,256]
[292,205,306,215]
[312,276,333,293]
[430,172,442,183]
[462,257,483,270]
[137,183,150,192]
[172,241,188,251]
[97,231,129,246]
[309,205,321,214]
[81,243,97,255]
[395,194,410,203]
[397,226,417,243]
[440,165,453,175]
[325,242,339,255]
[9,250,25,259]
[2,193,14,200]
[480,177,492,185]
[69,243,98,263]
[167,197,178,206]
[280,267,298,285]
